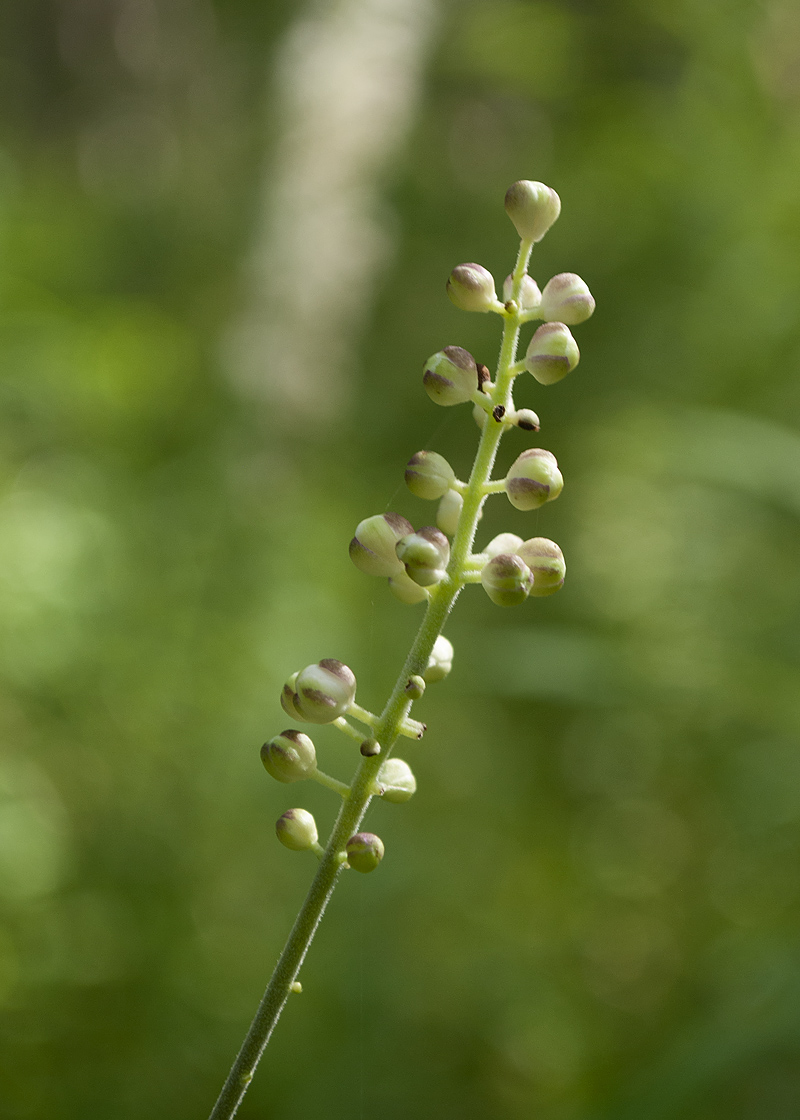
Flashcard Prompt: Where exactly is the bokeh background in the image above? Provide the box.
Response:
[2,1,800,1117]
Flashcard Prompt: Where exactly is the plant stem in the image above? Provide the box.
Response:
[208,237,533,1120]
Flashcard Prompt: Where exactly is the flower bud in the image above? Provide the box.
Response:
[280,673,303,720]
[505,449,563,511]
[472,402,487,431]
[350,512,413,577]
[276,808,318,851]
[377,757,417,803]
[405,451,456,500]
[503,273,542,312]
[388,569,429,604]
[424,634,453,683]
[346,831,385,873]
[360,738,381,757]
[288,659,357,724]
[484,532,523,559]
[396,527,450,587]
[436,488,463,535]
[504,180,561,243]
[540,273,595,325]
[446,263,497,312]
[261,730,317,783]
[423,346,479,406]
[405,675,426,700]
[481,554,534,607]
[511,408,540,432]
[516,537,566,596]
[524,322,580,385]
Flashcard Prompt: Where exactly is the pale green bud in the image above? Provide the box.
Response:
[360,738,381,757]
[276,808,318,851]
[261,730,317,783]
[350,512,413,577]
[503,273,542,312]
[346,832,385,873]
[423,346,479,406]
[436,488,463,535]
[405,450,456,500]
[396,527,450,587]
[473,402,487,431]
[280,672,303,720]
[424,634,454,683]
[287,659,357,724]
[524,322,580,385]
[505,449,563,511]
[377,757,417,803]
[511,408,540,432]
[516,537,566,596]
[504,180,561,243]
[540,273,595,325]
[446,263,497,312]
[484,532,524,559]
[388,569,429,604]
[481,553,534,607]
[405,675,426,700]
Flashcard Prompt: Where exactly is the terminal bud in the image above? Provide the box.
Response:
[377,758,417,803]
[424,635,454,683]
[287,660,357,724]
[405,451,456,500]
[397,527,450,586]
[423,346,479,406]
[388,570,429,604]
[516,537,566,596]
[524,322,580,385]
[261,730,317,783]
[350,513,413,577]
[446,263,498,312]
[276,808,318,851]
[484,532,523,559]
[505,449,563,511]
[504,180,561,243]
[540,273,595,325]
[436,488,463,536]
[346,832,385,873]
[503,273,542,312]
[481,554,534,607]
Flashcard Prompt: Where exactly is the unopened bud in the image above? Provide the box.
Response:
[503,273,542,312]
[424,634,454,683]
[540,273,595,325]
[504,180,561,243]
[405,451,456,500]
[446,263,498,312]
[346,832,385,873]
[405,675,426,700]
[350,513,413,577]
[280,672,303,720]
[473,403,487,431]
[481,554,534,607]
[511,408,540,431]
[288,659,357,724]
[360,738,381,756]
[276,808,318,851]
[377,757,417,802]
[484,532,523,559]
[436,488,463,535]
[505,449,563,511]
[516,537,566,596]
[388,570,429,605]
[524,322,580,385]
[397,527,450,586]
[261,730,317,783]
[423,346,479,406]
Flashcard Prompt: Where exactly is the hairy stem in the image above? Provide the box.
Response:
[208,237,533,1120]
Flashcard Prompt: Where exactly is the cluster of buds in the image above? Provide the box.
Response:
[480,534,566,607]
[349,512,453,600]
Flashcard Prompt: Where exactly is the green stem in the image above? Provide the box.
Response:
[208,237,534,1120]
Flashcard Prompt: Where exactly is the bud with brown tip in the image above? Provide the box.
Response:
[446,263,498,312]
[276,808,319,851]
[505,449,563,511]
[396,527,450,587]
[285,660,357,724]
[350,513,414,577]
[261,730,317,783]
[524,322,580,385]
[504,180,561,243]
[346,832,385,873]
[423,346,479,406]
[405,451,456,500]
[516,537,566,596]
[481,554,534,607]
[540,273,595,325]
[503,273,542,312]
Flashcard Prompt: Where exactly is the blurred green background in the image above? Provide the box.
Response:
[1,0,800,1117]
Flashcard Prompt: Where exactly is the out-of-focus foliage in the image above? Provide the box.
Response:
[1,1,800,1118]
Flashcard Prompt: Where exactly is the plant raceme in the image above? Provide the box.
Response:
[209,181,595,1120]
